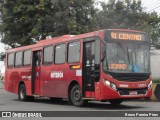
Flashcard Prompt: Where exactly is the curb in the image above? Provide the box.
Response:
[151,83,160,101]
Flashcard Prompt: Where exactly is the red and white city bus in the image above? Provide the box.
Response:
[5,29,152,106]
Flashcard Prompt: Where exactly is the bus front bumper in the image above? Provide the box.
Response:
[100,85,152,100]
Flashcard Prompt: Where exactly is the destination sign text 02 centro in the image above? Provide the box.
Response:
[111,32,143,41]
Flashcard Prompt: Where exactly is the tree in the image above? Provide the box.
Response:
[94,0,160,44]
[95,0,147,29]
[148,12,160,45]
[0,0,54,48]
[0,0,95,48]
[0,0,159,49]
[51,0,95,36]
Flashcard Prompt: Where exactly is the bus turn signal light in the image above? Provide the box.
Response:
[70,65,80,69]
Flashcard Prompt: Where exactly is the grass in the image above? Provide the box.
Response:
[152,78,160,83]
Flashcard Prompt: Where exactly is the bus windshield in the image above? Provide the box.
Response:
[103,42,150,73]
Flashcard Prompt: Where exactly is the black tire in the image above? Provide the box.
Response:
[18,84,27,101]
[70,84,86,107]
[18,84,34,101]
[109,99,123,105]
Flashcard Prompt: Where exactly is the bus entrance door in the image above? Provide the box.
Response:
[31,50,41,95]
[83,41,95,98]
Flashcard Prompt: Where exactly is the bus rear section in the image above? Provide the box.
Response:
[5,29,152,106]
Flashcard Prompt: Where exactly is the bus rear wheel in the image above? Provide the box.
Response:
[18,84,27,101]
[18,84,34,101]
[70,84,86,107]
[109,99,123,105]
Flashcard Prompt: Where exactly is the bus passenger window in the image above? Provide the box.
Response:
[15,52,22,67]
[55,44,66,64]
[43,46,53,65]
[23,50,31,66]
[68,41,80,63]
[8,53,14,68]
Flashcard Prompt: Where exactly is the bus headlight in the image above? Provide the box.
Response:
[148,81,152,89]
[103,79,117,90]
[103,79,111,86]
[110,83,117,90]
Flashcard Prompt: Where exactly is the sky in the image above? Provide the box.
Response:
[0,0,160,69]
[141,0,160,14]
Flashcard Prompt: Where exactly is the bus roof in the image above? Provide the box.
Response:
[6,30,100,53]
[6,29,145,53]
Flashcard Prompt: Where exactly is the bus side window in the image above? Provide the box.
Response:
[43,46,53,65]
[68,41,80,63]
[15,52,22,67]
[8,53,15,68]
[55,44,66,64]
[23,50,31,66]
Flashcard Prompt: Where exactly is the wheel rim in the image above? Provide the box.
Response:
[73,89,81,102]
[20,87,25,100]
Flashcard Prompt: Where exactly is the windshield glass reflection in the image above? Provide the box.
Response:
[103,43,150,73]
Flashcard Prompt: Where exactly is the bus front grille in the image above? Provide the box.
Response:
[118,88,147,96]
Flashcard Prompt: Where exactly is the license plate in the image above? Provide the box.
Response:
[129,91,138,95]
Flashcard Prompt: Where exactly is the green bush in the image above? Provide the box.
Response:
[152,78,160,83]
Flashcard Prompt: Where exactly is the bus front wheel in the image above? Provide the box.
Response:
[70,84,86,107]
